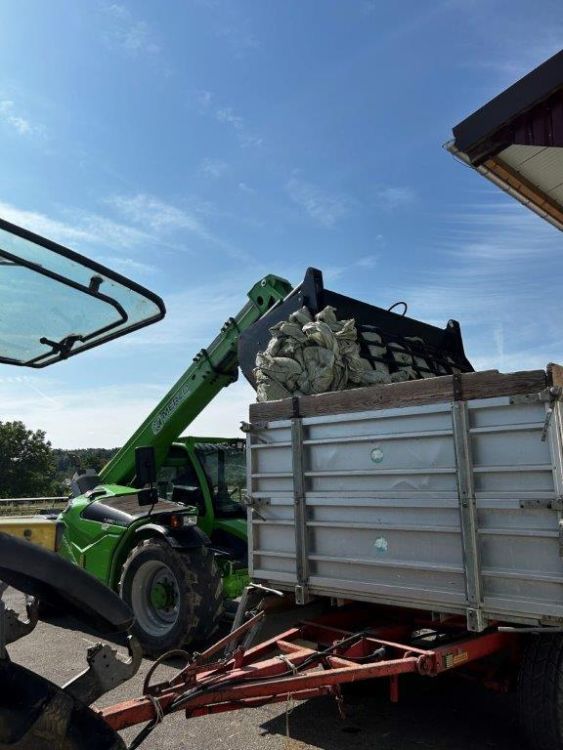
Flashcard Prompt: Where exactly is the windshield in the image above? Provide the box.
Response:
[196,442,246,517]
[0,217,165,367]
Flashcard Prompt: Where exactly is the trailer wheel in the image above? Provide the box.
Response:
[518,634,563,750]
[119,539,223,657]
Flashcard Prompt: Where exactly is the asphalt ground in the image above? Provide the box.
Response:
[6,591,525,750]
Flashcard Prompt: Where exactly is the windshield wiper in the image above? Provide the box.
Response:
[39,334,85,359]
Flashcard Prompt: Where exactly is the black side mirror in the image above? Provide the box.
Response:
[171,485,204,512]
[135,446,158,506]
[135,446,157,486]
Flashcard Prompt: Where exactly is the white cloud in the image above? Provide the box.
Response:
[356,254,379,269]
[125,274,256,348]
[102,3,160,56]
[194,91,262,148]
[97,255,158,276]
[386,200,563,372]
[215,106,262,147]
[0,373,254,448]
[0,100,44,138]
[286,176,350,228]
[216,107,244,130]
[108,193,212,240]
[0,200,150,250]
[374,186,416,210]
[216,22,260,59]
[195,89,213,111]
[0,378,163,448]
[200,158,228,178]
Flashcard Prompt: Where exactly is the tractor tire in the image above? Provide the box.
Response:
[518,634,563,750]
[118,538,223,657]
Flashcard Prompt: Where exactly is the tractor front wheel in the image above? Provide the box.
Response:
[118,539,223,657]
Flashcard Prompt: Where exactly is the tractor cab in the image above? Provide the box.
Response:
[157,437,249,594]
[158,437,245,520]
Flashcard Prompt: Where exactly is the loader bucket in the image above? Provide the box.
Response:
[238,267,473,388]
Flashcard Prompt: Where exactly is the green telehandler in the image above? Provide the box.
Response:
[56,270,292,654]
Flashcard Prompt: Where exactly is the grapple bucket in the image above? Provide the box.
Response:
[238,267,473,388]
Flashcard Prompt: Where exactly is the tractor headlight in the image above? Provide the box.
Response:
[168,513,198,529]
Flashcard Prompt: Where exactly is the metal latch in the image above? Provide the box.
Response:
[541,387,562,442]
[542,408,554,442]
[243,494,270,520]
[240,421,268,443]
[519,497,563,510]
[295,584,310,606]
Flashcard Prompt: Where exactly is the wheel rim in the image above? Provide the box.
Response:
[130,560,181,638]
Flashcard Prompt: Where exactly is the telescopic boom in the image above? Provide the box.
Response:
[99,274,293,486]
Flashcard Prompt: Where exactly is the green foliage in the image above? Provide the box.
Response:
[52,447,118,491]
[0,420,57,498]
[0,421,119,498]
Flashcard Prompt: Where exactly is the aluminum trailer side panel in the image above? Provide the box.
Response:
[248,394,563,630]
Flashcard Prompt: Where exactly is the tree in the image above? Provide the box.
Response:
[0,421,57,498]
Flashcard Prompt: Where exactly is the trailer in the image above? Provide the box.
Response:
[245,365,563,634]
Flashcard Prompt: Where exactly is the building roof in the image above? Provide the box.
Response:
[448,50,563,230]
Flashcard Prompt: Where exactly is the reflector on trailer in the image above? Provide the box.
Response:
[447,49,563,231]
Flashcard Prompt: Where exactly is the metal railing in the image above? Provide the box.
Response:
[0,497,68,517]
[0,497,67,505]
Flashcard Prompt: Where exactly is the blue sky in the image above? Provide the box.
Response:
[1,1,562,447]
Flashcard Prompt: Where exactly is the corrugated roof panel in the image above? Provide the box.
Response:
[500,145,563,193]
[548,183,563,205]
[499,145,546,168]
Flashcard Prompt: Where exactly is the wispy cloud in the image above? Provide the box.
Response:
[238,182,254,194]
[216,107,244,130]
[216,21,260,59]
[107,193,212,240]
[199,158,228,178]
[451,7,562,92]
[215,106,262,147]
[0,100,44,138]
[356,254,380,269]
[286,176,350,228]
[0,200,149,250]
[0,378,165,447]
[101,3,160,57]
[107,193,253,262]
[374,185,416,210]
[387,200,563,371]
[195,90,262,148]
[0,374,254,447]
[98,255,158,276]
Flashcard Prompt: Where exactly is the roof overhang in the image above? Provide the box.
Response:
[448,49,563,231]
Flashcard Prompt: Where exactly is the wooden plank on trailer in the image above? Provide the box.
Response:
[548,363,563,388]
[249,368,549,422]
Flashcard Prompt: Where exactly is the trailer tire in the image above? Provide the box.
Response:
[518,634,563,750]
[119,539,223,657]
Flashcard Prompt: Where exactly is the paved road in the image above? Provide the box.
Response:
[7,593,523,750]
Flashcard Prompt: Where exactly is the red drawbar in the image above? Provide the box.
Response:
[99,604,517,732]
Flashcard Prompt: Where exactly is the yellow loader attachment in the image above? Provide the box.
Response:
[0,517,59,551]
